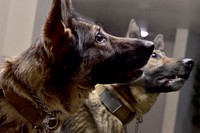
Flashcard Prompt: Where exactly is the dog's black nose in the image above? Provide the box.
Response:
[144,41,154,54]
[182,58,195,68]
[144,41,154,49]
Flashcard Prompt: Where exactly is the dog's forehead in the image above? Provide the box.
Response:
[74,18,100,30]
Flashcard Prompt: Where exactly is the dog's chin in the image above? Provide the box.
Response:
[90,70,143,85]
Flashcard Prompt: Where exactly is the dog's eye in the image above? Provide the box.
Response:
[151,52,159,59]
[95,32,107,44]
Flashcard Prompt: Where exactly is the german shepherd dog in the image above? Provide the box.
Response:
[60,19,194,133]
[0,0,154,132]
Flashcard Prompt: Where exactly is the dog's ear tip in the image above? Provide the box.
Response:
[154,34,165,50]
[128,19,139,29]
[154,34,164,42]
[129,19,137,26]
[130,19,136,23]
[43,0,74,40]
[157,34,164,39]
[126,18,140,38]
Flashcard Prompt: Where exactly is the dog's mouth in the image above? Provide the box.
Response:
[155,73,190,92]
[156,73,190,83]
[90,46,153,85]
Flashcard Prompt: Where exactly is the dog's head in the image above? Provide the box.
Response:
[43,0,154,88]
[141,34,194,92]
[108,19,194,118]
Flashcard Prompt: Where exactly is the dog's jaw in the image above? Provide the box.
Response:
[154,72,191,92]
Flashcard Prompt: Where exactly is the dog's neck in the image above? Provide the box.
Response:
[94,84,137,124]
[1,83,61,131]
[94,78,159,125]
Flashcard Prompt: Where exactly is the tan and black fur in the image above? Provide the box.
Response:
[60,19,194,133]
[0,0,154,133]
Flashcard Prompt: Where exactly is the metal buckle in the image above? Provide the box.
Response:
[42,116,58,130]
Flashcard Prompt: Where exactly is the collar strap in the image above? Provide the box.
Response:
[2,87,59,130]
[95,84,136,124]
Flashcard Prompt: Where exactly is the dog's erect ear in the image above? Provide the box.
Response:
[43,0,73,41]
[125,19,141,38]
[153,34,165,51]
[61,0,73,26]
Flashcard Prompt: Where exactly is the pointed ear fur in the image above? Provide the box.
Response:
[42,0,73,41]
[153,34,165,51]
[61,0,74,26]
[126,19,141,38]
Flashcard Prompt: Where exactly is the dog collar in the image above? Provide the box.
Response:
[95,84,136,124]
[2,86,60,131]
